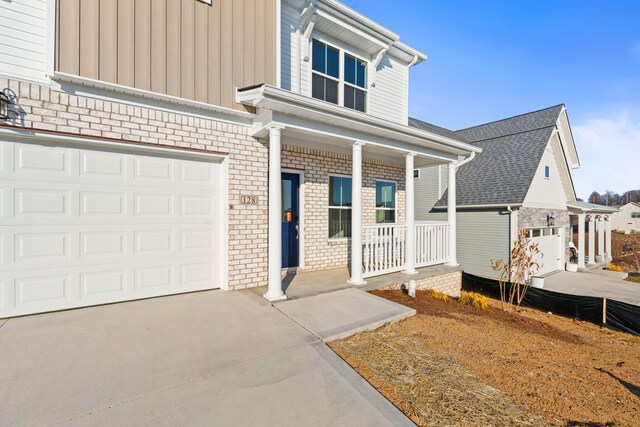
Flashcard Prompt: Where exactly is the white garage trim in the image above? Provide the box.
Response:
[527,227,563,276]
[1,129,230,317]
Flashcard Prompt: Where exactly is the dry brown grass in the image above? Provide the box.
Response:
[330,326,549,427]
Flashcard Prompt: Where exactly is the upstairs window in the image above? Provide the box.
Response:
[312,40,339,105]
[344,54,367,112]
[544,165,550,179]
[311,39,368,112]
[375,180,396,223]
[632,212,640,218]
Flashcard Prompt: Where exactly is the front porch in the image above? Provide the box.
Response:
[237,84,482,301]
[568,202,619,270]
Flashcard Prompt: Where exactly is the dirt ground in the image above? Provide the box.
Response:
[329,290,640,427]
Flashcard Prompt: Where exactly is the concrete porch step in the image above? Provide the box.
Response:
[274,288,415,342]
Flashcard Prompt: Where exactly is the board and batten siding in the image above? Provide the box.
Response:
[56,0,277,111]
[0,0,49,83]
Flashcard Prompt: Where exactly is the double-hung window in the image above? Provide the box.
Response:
[344,53,367,112]
[311,39,368,112]
[375,180,396,223]
[632,212,640,218]
[328,176,352,238]
[312,40,339,105]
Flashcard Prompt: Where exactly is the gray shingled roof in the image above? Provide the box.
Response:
[409,105,564,207]
[408,117,466,142]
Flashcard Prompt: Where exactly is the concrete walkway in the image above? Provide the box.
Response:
[0,290,413,426]
[276,288,416,342]
[544,270,640,305]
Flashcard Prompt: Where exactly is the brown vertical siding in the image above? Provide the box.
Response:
[99,0,117,82]
[134,0,151,91]
[117,0,135,87]
[56,0,277,111]
[79,0,99,79]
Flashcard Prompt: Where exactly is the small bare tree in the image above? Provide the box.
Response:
[491,230,542,311]
[628,233,640,272]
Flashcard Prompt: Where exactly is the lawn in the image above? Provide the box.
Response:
[625,275,640,284]
[329,290,640,427]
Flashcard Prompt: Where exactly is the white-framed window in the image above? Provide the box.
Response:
[375,180,396,223]
[544,165,550,179]
[328,175,352,239]
[631,212,640,218]
[311,39,368,112]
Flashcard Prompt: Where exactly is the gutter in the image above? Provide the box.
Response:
[53,72,254,122]
[433,203,523,210]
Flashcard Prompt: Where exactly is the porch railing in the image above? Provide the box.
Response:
[415,221,450,268]
[362,221,450,278]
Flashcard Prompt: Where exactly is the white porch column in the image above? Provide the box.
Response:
[577,214,586,268]
[404,153,417,274]
[605,217,612,260]
[348,141,366,285]
[265,126,286,301]
[588,216,596,264]
[597,216,605,259]
[446,162,458,266]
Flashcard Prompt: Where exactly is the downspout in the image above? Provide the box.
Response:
[454,151,476,169]
[295,27,301,93]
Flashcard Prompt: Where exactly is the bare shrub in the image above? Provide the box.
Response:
[491,230,542,311]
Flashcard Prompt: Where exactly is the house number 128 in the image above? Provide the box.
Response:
[241,195,258,205]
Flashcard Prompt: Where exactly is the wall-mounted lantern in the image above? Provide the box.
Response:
[547,214,555,227]
[0,91,9,120]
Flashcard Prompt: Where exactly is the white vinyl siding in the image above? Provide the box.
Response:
[280,4,409,124]
[415,165,448,220]
[368,54,408,125]
[0,0,49,83]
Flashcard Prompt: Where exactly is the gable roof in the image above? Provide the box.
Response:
[409,105,565,207]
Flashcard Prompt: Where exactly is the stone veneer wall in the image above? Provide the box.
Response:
[281,144,405,272]
[379,271,462,298]
[518,207,571,257]
[1,76,268,290]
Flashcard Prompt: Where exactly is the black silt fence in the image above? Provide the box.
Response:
[462,273,640,336]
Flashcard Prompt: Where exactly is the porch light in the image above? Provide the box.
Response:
[547,214,555,227]
[0,91,9,120]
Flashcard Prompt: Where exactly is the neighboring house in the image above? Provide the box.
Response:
[611,203,640,234]
[411,105,617,280]
[0,0,480,317]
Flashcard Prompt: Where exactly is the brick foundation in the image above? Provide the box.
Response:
[379,271,462,298]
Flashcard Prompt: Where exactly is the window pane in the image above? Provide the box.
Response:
[326,45,339,78]
[325,78,338,104]
[312,40,326,74]
[312,74,325,101]
[329,176,340,206]
[354,88,366,112]
[345,55,356,85]
[344,85,355,110]
[356,59,367,88]
[341,177,352,207]
[329,208,352,238]
[376,209,395,224]
[376,181,395,208]
[414,169,420,178]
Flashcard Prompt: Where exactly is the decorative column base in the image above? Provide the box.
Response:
[263,292,287,302]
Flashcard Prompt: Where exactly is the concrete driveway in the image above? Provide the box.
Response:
[544,270,640,305]
[0,290,412,426]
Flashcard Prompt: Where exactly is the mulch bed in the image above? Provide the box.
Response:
[329,290,640,427]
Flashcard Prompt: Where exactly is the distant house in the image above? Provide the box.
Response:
[611,203,640,234]
[410,105,617,280]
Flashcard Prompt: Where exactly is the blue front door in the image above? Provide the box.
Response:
[282,172,300,268]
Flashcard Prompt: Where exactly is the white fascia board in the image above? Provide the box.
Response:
[318,0,398,43]
[53,72,254,125]
[0,126,228,161]
[432,203,524,210]
[238,85,482,155]
[557,106,580,168]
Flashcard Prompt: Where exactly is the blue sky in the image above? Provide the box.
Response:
[341,0,640,200]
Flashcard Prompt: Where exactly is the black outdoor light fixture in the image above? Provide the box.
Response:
[0,91,9,120]
[547,214,555,227]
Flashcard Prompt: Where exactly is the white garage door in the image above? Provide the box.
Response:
[1,137,225,317]
[529,228,562,276]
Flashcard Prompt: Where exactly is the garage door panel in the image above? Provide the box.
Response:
[1,139,225,317]
[79,149,128,179]
[531,232,562,276]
